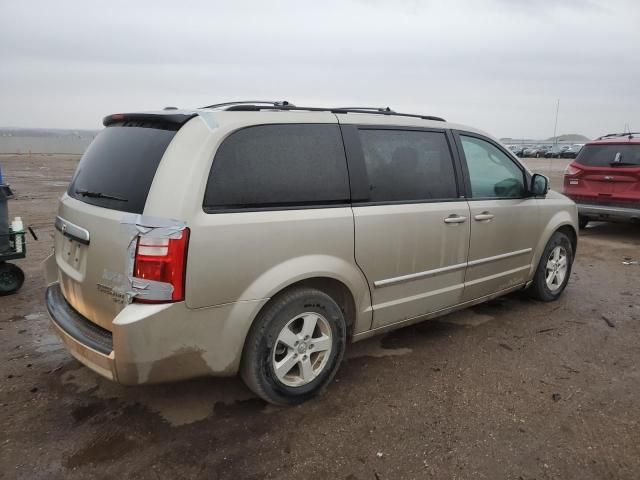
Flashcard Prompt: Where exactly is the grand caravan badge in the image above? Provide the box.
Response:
[97,269,128,305]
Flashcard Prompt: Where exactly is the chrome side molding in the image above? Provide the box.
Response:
[374,262,467,288]
[374,248,533,288]
[466,248,532,267]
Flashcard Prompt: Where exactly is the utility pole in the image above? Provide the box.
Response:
[553,99,560,146]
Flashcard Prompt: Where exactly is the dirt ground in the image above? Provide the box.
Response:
[1,154,639,480]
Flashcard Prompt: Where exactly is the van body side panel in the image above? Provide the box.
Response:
[462,198,540,301]
[352,202,470,328]
[337,115,472,329]
[173,112,372,333]
[186,208,372,333]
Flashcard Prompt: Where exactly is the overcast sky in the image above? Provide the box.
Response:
[1,0,638,139]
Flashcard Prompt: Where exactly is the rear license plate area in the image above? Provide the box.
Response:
[61,236,85,271]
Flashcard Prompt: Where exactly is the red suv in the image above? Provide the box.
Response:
[563,133,640,229]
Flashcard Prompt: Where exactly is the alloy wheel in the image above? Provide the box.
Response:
[545,246,568,291]
[271,312,333,387]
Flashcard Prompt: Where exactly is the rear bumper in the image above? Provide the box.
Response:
[45,284,116,379]
[44,281,268,385]
[577,203,640,223]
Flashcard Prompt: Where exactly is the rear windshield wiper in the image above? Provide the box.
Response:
[75,189,128,202]
[609,161,640,167]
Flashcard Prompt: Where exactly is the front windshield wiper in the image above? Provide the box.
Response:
[609,161,640,167]
[75,189,128,202]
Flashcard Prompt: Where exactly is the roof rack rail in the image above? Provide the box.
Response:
[332,107,395,112]
[596,132,640,140]
[331,107,445,122]
[217,104,446,122]
[200,100,294,109]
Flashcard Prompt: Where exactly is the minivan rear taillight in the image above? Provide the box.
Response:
[133,228,189,303]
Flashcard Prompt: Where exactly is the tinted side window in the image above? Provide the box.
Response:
[358,130,458,202]
[204,124,349,210]
[460,135,526,198]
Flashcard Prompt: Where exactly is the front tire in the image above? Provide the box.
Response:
[240,287,346,405]
[528,231,573,302]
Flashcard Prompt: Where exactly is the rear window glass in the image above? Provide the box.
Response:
[68,125,176,214]
[358,129,458,202]
[204,124,349,210]
[576,144,640,167]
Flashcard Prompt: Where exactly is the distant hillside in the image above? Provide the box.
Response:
[546,134,590,143]
[500,133,590,145]
[0,127,100,154]
[0,127,100,137]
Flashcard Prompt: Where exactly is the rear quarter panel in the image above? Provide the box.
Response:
[187,207,371,332]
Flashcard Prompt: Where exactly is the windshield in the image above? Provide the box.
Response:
[575,144,640,167]
[68,125,177,213]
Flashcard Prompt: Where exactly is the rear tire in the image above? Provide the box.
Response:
[578,215,589,230]
[0,262,25,296]
[527,231,573,302]
[240,287,346,405]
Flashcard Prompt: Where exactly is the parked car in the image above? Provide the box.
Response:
[507,145,525,157]
[560,144,584,159]
[535,145,554,158]
[44,102,578,405]
[533,146,548,157]
[544,145,563,158]
[546,145,572,158]
[517,145,534,157]
[507,145,522,155]
[563,133,640,228]
[523,145,546,158]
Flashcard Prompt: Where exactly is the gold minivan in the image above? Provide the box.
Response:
[44,102,578,404]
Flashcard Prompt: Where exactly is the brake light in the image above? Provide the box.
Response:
[133,228,189,303]
[564,164,582,176]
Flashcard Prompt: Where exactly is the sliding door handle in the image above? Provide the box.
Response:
[474,212,495,221]
[444,214,467,224]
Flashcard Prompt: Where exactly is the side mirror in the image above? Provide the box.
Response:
[530,173,549,196]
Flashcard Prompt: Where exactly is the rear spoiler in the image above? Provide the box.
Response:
[103,112,197,128]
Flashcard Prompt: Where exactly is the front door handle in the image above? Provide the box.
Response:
[444,214,467,224]
[474,212,495,221]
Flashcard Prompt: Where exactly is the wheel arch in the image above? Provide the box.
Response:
[248,274,364,342]
[237,274,368,377]
[239,253,370,327]
[557,224,578,255]
[529,211,578,279]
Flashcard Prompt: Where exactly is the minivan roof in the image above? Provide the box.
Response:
[200,101,446,121]
[102,104,492,141]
